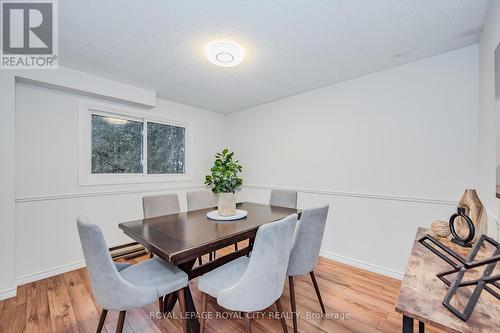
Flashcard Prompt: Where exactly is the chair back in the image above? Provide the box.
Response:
[77,217,126,309]
[187,189,216,211]
[143,193,180,218]
[287,205,329,276]
[217,214,298,312]
[269,189,297,209]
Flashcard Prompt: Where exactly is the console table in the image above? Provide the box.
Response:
[395,228,500,333]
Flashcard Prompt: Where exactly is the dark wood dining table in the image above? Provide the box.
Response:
[119,202,300,333]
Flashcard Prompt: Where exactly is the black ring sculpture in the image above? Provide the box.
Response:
[449,207,475,248]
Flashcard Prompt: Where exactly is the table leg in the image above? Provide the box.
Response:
[419,321,425,333]
[163,259,197,314]
[178,259,200,333]
[402,315,413,333]
[183,285,200,333]
[162,293,178,313]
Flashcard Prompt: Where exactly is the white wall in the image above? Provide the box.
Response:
[0,73,17,299]
[228,46,479,278]
[479,0,500,236]
[14,82,227,284]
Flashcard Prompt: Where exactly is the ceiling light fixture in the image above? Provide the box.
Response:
[206,42,244,67]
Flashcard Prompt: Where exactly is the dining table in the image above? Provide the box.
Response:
[118,201,301,333]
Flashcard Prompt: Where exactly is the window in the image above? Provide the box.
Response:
[147,122,185,174]
[92,115,144,174]
[79,100,190,185]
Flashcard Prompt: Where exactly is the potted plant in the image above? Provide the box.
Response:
[205,149,243,216]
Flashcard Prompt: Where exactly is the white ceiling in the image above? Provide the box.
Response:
[59,0,491,113]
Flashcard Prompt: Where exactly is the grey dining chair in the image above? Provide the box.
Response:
[143,193,181,218]
[76,217,189,333]
[197,214,298,333]
[269,189,297,209]
[287,205,329,333]
[187,189,239,260]
[142,193,181,258]
[186,189,216,211]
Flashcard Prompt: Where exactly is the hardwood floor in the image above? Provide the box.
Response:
[0,245,446,333]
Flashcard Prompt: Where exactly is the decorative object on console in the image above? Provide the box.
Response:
[457,189,488,243]
[205,149,243,216]
[418,234,500,321]
[431,220,451,238]
[449,207,475,248]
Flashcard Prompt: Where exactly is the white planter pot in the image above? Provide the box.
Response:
[218,192,236,216]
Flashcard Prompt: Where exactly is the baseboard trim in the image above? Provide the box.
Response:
[14,252,403,290]
[16,260,86,286]
[0,287,17,301]
[320,249,404,280]
[244,184,456,206]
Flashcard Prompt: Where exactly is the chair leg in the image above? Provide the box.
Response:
[158,297,163,313]
[177,288,188,333]
[275,298,288,333]
[289,276,298,333]
[200,292,207,333]
[96,309,107,333]
[234,242,239,251]
[310,271,326,314]
[247,238,255,257]
[244,312,252,333]
[209,252,212,261]
[149,252,154,258]
[198,256,203,266]
[116,311,126,333]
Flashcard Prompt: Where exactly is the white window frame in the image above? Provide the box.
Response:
[78,99,192,186]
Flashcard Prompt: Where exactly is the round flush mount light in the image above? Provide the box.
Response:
[206,42,244,67]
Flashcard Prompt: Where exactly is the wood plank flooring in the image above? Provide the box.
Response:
[0,244,447,333]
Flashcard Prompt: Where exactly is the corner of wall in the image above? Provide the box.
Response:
[0,72,17,300]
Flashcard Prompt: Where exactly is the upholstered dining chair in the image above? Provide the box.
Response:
[143,193,181,218]
[186,189,216,211]
[269,189,297,209]
[142,193,181,258]
[198,214,298,333]
[76,217,189,333]
[287,205,329,333]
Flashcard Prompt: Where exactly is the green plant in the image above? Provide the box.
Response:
[205,149,243,193]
